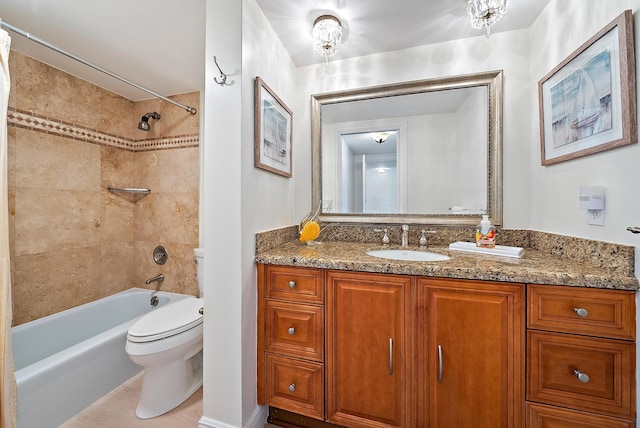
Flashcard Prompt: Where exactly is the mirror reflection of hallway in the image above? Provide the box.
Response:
[339,130,402,213]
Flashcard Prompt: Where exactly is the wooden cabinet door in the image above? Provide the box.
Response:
[326,271,413,428]
[417,278,525,428]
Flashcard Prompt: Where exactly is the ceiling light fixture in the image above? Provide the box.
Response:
[466,0,509,38]
[312,15,342,63]
[372,132,391,144]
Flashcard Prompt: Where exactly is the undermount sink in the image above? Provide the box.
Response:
[366,249,451,262]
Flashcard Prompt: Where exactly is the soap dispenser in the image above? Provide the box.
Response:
[475,215,496,248]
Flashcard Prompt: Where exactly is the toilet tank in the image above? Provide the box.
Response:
[194,248,204,298]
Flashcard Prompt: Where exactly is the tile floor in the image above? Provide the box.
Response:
[60,373,203,427]
[60,373,283,427]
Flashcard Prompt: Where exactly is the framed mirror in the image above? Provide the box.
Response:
[311,70,503,226]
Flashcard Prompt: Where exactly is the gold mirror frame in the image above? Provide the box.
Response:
[311,70,503,226]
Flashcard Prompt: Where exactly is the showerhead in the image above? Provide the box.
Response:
[137,112,161,131]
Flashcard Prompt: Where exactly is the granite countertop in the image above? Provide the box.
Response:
[255,240,640,291]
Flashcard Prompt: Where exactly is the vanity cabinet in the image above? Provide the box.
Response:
[257,264,637,428]
[526,284,636,427]
[416,277,525,428]
[257,264,325,420]
[326,271,414,428]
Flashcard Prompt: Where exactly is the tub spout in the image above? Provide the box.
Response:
[145,274,164,285]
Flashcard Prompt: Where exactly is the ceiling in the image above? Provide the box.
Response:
[256,0,551,66]
[1,0,550,101]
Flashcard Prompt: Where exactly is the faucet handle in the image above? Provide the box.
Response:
[374,228,390,245]
[419,229,437,247]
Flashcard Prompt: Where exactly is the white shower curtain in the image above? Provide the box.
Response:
[0,27,16,428]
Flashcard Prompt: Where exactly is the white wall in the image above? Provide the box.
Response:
[529,0,640,268]
[202,0,243,426]
[201,0,296,427]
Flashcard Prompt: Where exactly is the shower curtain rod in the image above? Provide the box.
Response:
[0,20,197,115]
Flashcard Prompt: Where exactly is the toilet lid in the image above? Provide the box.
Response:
[128,297,203,343]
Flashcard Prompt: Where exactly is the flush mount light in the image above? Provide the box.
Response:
[312,15,342,62]
[466,0,509,38]
[372,132,391,144]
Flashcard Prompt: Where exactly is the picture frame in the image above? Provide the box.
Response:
[254,76,293,177]
[539,10,636,166]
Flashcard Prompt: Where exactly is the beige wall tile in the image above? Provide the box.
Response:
[99,243,136,295]
[49,247,102,305]
[15,129,101,191]
[12,253,51,325]
[14,188,101,255]
[100,190,134,244]
[135,147,199,193]
[157,192,199,245]
[133,193,160,242]
[12,52,135,134]
[101,146,134,188]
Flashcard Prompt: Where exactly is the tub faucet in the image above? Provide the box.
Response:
[401,225,409,247]
[145,274,164,285]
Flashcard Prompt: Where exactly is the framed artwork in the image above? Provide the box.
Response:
[254,76,293,177]
[539,10,636,166]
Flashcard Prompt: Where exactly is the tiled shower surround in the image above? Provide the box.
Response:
[7,51,200,325]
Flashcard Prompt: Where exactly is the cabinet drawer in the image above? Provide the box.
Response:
[528,285,635,340]
[265,300,324,361]
[265,354,324,421]
[265,265,324,304]
[527,402,634,428]
[527,331,635,418]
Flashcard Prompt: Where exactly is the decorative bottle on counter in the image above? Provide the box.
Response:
[475,215,496,248]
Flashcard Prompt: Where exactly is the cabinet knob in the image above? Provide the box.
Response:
[288,327,295,335]
[288,280,296,288]
[288,383,296,393]
[573,307,589,318]
[573,369,590,383]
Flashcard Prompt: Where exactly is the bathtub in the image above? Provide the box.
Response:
[11,287,192,428]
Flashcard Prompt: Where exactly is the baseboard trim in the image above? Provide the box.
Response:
[198,405,267,428]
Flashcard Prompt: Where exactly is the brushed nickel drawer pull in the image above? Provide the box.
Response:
[438,344,443,384]
[288,383,296,393]
[288,327,295,335]
[288,280,296,288]
[389,338,393,375]
[573,369,590,383]
[573,307,589,318]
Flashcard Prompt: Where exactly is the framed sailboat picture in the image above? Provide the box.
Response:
[539,10,636,166]
[254,76,293,177]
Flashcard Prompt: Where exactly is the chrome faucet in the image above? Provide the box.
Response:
[145,274,164,285]
[401,225,409,247]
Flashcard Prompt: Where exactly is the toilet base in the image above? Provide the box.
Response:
[135,350,203,419]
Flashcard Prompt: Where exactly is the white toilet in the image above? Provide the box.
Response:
[125,247,205,419]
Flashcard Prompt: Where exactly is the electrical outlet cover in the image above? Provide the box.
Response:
[587,209,605,226]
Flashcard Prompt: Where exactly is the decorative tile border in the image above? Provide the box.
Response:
[8,107,199,152]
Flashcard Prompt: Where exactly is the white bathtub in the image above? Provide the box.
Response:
[11,287,192,428]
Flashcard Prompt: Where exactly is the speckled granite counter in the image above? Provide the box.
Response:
[255,227,639,291]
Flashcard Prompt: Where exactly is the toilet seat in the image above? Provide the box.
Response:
[128,297,203,343]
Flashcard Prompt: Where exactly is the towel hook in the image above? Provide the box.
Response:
[213,56,231,86]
